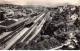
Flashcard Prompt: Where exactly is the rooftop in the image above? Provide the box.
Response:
[0,8,5,13]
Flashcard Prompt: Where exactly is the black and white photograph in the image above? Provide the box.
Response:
[0,0,80,50]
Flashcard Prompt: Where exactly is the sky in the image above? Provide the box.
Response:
[0,0,80,6]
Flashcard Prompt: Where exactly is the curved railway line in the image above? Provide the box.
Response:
[0,11,77,50]
[0,12,75,50]
[0,12,48,50]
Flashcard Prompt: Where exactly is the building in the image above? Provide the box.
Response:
[58,6,64,13]
[0,9,5,21]
[78,6,80,17]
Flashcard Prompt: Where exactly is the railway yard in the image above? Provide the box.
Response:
[0,4,80,50]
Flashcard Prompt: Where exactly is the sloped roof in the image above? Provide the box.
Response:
[0,8,5,13]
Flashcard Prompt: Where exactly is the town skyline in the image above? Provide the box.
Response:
[0,0,80,7]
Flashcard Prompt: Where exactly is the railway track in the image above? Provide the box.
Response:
[0,13,44,46]
[23,12,50,44]
[0,24,25,46]
[0,13,42,42]
[15,12,50,50]
[0,13,46,50]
